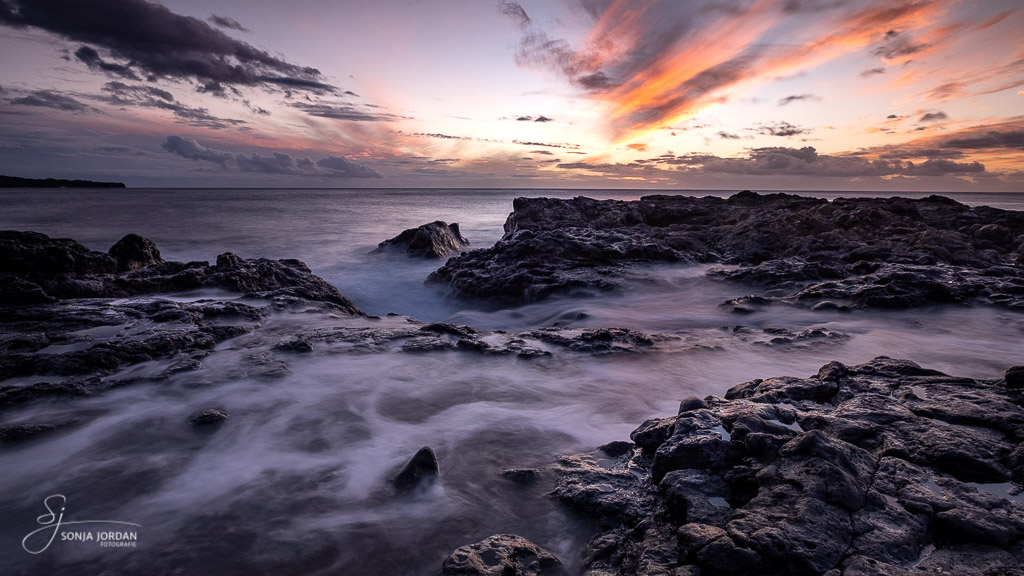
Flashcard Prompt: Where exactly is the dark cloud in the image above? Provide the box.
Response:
[208,15,249,33]
[717,131,740,139]
[161,135,383,178]
[0,0,333,93]
[778,94,820,106]
[498,1,531,27]
[10,89,88,111]
[873,30,929,59]
[102,81,245,129]
[919,111,948,122]
[315,156,384,178]
[942,128,1024,151]
[755,121,809,137]
[512,114,554,122]
[74,45,139,80]
[887,114,899,119]
[292,102,403,122]
[531,150,554,155]
[860,67,886,77]
[576,71,616,91]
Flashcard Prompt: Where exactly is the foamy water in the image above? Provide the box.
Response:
[1,188,1022,574]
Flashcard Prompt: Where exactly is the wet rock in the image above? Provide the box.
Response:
[273,338,313,353]
[108,233,164,271]
[1006,365,1024,389]
[499,468,544,483]
[598,440,635,458]
[190,409,229,426]
[427,193,1024,309]
[0,230,363,314]
[391,446,439,491]
[440,534,565,576]
[0,422,63,442]
[372,220,469,258]
[554,357,1024,575]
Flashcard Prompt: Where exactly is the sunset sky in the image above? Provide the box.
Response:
[0,0,1021,190]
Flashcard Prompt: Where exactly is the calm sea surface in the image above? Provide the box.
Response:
[1,188,1022,574]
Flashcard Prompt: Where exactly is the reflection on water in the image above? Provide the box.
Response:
[1,188,1023,573]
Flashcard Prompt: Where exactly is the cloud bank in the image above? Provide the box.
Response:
[161,136,383,178]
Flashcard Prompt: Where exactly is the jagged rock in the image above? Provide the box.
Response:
[553,357,1024,575]
[372,220,469,258]
[440,534,565,576]
[391,446,439,491]
[0,230,363,314]
[427,193,1024,308]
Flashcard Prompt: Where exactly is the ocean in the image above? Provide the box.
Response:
[2,187,1023,574]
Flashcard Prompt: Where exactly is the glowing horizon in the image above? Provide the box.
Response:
[0,0,1021,190]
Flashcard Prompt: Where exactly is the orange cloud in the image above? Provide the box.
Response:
[555,1,949,142]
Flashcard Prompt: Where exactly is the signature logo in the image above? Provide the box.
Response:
[22,495,142,555]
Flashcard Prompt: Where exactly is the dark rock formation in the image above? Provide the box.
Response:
[440,534,565,576]
[191,409,230,426]
[0,299,263,407]
[0,231,363,314]
[427,193,1024,309]
[372,220,469,258]
[552,357,1024,576]
[391,446,439,491]
[0,231,367,410]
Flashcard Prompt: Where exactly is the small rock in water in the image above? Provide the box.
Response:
[190,409,230,426]
[372,221,470,258]
[391,446,439,491]
[598,440,635,457]
[441,534,565,576]
[499,468,543,483]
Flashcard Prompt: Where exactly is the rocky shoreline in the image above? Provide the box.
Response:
[3,191,1024,575]
[428,192,1024,310]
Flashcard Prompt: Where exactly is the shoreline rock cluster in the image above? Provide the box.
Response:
[428,192,1024,310]
[440,359,1024,576]
[0,230,363,411]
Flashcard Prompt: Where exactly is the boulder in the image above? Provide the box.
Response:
[372,220,469,258]
[441,534,565,576]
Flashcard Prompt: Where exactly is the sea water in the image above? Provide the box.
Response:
[1,188,1022,574]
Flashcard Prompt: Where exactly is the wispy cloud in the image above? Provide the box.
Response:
[161,136,383,178]
[208,15,249,33]
[508,0,948,141]
[10,89,88,112]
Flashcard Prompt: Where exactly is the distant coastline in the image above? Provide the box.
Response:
[0,175,126,189]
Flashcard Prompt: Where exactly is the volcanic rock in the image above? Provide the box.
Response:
[440,534,565,576]
[372,220,469,258]
[552,357,1024,576]
[427,193,1024,309]
[391,446,440,491]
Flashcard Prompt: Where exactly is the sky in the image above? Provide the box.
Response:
[0,0,1021,190]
